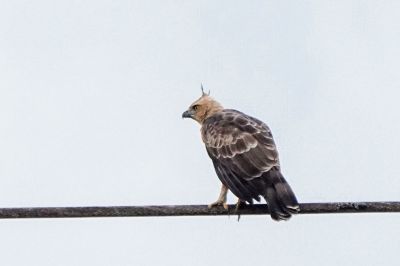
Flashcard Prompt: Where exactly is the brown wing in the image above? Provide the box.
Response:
[202,109,280,202]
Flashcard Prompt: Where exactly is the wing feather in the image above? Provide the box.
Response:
[202,109,280,201]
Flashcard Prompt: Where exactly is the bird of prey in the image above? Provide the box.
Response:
[182,87,300,221]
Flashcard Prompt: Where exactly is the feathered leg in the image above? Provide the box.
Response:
[208,184,229,210]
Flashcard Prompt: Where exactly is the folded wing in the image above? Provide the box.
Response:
[202,109,280,202]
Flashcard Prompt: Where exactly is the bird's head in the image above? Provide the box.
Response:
[182,85,224,124]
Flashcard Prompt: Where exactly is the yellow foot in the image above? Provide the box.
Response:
[208,200,228,210]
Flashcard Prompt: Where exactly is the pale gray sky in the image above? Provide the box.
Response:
[1,1,400,265]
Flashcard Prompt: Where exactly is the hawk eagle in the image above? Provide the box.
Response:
[182,87,300,221]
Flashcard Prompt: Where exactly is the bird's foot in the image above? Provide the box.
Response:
[208,199,228,210]
[234,200,246,212]
[235,199,247,221]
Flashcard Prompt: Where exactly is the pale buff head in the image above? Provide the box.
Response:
[182,85,224,124]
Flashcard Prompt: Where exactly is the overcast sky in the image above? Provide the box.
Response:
[1,1,400,265]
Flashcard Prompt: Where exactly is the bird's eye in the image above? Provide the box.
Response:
[192,105,199,111]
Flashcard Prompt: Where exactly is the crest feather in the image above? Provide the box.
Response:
[201,83,210,96]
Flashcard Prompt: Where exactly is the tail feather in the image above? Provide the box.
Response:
[262,168,300,221]
[264,187,291,221]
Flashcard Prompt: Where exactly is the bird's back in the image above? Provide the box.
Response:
[201,109,299,221]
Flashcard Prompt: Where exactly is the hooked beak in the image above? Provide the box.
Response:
[182,109,194,119]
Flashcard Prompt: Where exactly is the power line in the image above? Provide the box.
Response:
[0,202,399,219]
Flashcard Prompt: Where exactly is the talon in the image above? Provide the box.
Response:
[235,200,246,212]
[208,200,229,210]
[235,199,247,221]
[208,184,229,210]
